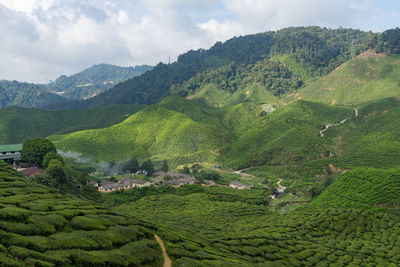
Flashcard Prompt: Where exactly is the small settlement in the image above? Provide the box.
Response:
[90,171,252,193]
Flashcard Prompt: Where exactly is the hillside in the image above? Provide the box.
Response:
[116,183,400,266]
[289,52,400,105]
[49,96,262,164]
[222,100,354,169]
[0,104,144,144]
[0,162,163,266]
[54,27,372,109]
[46,64,153,100]
[325,96,400,169]
[0,80,66,109]
[311,168,400,210]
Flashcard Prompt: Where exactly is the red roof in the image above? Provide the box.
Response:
[20,167,44,177]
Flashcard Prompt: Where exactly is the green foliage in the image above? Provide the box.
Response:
[196,170,221,182]
[0,161,163,266]
[171,60,299,107]
[122,158,140,174]
[160,160,169,172]
[45,160,67,186]
[141,159,154,176]
[22,138,57,167]
[42,152,64,169]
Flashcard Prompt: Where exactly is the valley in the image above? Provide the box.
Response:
[1,26,400,266]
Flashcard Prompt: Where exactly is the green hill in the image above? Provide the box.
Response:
[46,64,152,100]
[222,100,354,169]
[0,162,163,266]
[49,96,262,164]
[0,80,66,109]
[0,104,144,144]
[289,52,400,105]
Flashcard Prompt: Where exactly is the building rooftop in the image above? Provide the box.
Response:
[0,144,23,153]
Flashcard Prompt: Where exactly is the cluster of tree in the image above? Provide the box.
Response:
[367,28,400,54]
[171,60,302,97]
[179,163,221,182]
[22,138,67,188]
[121,158,170,176]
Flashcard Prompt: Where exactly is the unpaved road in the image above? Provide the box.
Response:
[154,234,172,267]
[320,108,358,137]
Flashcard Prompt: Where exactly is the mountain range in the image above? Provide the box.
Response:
[0,64,152,108]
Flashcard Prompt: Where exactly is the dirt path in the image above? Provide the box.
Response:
[276,179,286,193]
[233,168,255,178]
[320,107,358,137]
[154,234,172,267]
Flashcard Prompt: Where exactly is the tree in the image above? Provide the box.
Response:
[42,152,64,168]
[141,159,154,176]
[46,159,67,186]
[161,160,169,172]
[182,165,191,174]
[191,163,202,174]
[22,138,56,167]
[122,158,140,173]
[196,170,221,182]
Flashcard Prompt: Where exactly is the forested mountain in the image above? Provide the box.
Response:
[46,64,152,100]
[0,80,66,108]
[55,27,373,109]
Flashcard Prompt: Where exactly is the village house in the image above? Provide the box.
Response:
[230,181,250,190]
[201,180,216,187]
[96,178,151,193]
[0,144,22,161]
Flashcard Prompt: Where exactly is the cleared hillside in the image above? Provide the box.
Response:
[289,53,400,105]
[0,162,163,266]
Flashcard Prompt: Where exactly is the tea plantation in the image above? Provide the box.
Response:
[0,162,163,266]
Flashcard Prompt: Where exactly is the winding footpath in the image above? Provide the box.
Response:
[320,108,358,137]
[154,234,172,267]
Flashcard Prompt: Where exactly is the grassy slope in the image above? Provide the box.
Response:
[0,104,144,144]
[291,53,400,105]
[50,97,262,163]
[0,162,163,266]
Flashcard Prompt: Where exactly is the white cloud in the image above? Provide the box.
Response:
[0,0,397,83]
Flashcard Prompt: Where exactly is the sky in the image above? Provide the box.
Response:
[0,0,399,83]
